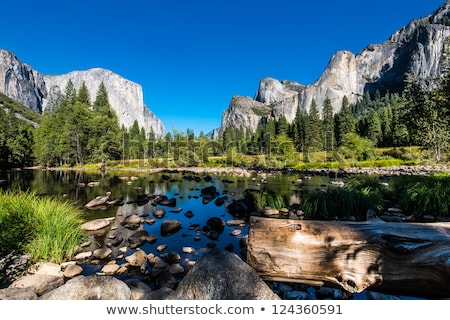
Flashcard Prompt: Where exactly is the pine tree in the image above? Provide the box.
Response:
[379,106,393,146]
[365,110,383,146]
[293,106,308,152]
[77,82,91,106]
[322,97,335,151]
[390,93,409,146]
[90,82,121,161]
[404,71,450,162]
[129,120,142,159]
[93,82,112,116]
[0,108,8,168]
[276,115,289,135]
[336,96,355,145]
[61,80,77,107]
[306,99,322,151]
[222,126,235,152]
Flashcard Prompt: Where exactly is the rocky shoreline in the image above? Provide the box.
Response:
[40,163,450,177]
[0,206,429,300]
[2,164,448,300]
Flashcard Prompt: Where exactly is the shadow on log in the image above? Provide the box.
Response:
[247,216,450,298]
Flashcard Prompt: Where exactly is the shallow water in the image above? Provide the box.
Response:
[1,168,334,266]
[3,168,427,299]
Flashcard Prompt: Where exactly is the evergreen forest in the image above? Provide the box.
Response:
[0,72,449,170]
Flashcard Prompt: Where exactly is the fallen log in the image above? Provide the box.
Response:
[247,216,450,298]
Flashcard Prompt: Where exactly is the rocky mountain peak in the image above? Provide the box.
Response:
[254,77,298,105]
[219,2,450,134]
[0,49,46,113]
[427,1,450,24]
[0,49,165,136]
[43,68,165,136]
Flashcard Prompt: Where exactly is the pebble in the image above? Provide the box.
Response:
[74,251,92,261]
[157,244,168,252]
[101,264,120,275]
[230,229,242,236]
[182,247,195,253]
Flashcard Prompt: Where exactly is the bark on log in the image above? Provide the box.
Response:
[247,216,450,298]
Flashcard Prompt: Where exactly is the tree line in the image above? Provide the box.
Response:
[0,68,449,169]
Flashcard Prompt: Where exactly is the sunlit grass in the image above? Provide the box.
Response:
[0,190,86,263]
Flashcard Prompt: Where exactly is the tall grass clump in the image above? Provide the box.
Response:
[0,190,86,263]
[393,172,450,219]
[301,175,386,220]
[301,188,382,221]
[244,189,288,212]
[344,174,391,199]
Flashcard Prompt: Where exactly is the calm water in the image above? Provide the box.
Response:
[1,169,426,299]
[0,168,333,259]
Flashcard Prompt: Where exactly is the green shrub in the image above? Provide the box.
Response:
[0,190,86,263]
[382,147,423,161]
[337,133,376,161]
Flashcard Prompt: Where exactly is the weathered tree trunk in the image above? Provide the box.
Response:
[247,216,450,298]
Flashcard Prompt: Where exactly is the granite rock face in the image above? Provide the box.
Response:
[0,50,47,113]
[220,3,450,133]
[0,50,165,136]
[43,68,165,136]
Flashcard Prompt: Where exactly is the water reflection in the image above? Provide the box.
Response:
[2,168,332,258]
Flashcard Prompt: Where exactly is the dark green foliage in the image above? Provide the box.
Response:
[301,187,382,221]
[393,173,450,218]
[0,198,31,252]
[344,174,390,199]
[301,175,386,220]
[244,189,288,212]
[34,81,122,166]
[0,104,36,168]
[77,82,91,106]
[335,95,355,145]
[322,97,335,150]
[306,99,323,151]
[403,74,449,162]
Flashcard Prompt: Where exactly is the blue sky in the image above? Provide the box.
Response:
[1,0,445,134]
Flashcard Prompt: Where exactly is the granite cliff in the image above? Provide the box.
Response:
[220,2,450,134]
[0,49,165,136]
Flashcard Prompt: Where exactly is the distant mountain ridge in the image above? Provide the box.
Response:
[220,2,450,134]
[0,49,165,137]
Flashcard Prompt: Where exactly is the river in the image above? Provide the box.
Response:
[0,168,428,299]
[1,168,337,261]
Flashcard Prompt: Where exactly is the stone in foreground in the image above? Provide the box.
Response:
[41,275,131,300]
[168,249,280,300]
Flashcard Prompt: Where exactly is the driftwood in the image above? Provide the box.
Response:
[247,216,450,298]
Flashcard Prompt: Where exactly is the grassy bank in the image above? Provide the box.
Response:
[0,190,86,263]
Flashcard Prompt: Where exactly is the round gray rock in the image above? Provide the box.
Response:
[168,249,280,300]
[80,218,111,231]
[161,220,182,236]
[41,275,131,300]
[0,287,38,300]
[63,264,83,278]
